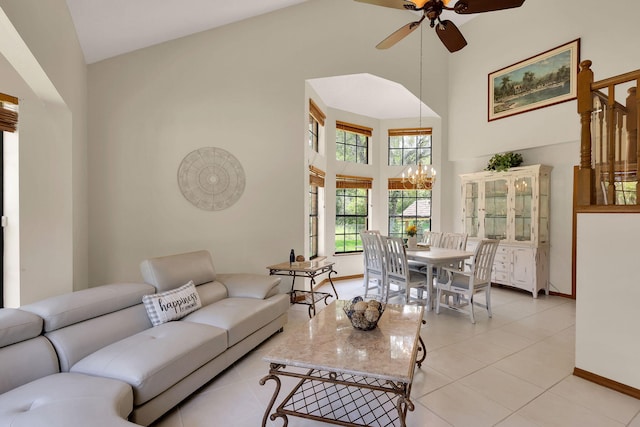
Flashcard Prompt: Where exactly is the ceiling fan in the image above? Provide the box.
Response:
[356,0,525,52]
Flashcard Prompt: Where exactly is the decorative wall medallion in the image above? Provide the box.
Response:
[177,147,245,211]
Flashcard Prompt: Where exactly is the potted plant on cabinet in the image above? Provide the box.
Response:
[485,152,523,172]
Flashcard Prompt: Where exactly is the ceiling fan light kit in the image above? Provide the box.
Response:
[357,0,525,52]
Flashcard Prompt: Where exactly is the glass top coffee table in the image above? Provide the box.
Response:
[260,300,426,427]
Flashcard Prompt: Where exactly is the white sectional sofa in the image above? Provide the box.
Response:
[0,250,289,426]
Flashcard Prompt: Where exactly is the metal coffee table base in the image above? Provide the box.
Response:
[261,366,412,427]
[260,334,427,427]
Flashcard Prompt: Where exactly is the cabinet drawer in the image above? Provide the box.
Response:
[492,271,509,283]
[493,260,508,273]
[494,253,509,264]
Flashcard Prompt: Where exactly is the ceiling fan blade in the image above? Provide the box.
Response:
[456,0,525,14]
[435,20,467,52]
[376,21,422,49]
[354,0,412,10]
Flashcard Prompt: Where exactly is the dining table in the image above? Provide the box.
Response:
[405,246,474,311]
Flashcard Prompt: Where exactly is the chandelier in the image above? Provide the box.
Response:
[401,25,436,191]
[403,162,436,189]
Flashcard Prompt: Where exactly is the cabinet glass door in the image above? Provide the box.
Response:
[484,179,508,240]
[463,182,479,237]
[513,177,533,242]
[538,173,550,243]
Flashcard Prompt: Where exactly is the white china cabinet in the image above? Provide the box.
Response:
[460,164,551,298]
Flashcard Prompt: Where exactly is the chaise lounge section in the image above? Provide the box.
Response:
[0,250,289,426]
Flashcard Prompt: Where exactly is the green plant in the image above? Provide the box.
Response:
[486,152,523,172]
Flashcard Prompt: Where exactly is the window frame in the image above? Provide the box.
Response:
[388,188,432,239]
[308,99,324,153]
[309,166,325,260]
[335,121,372,165]
[334,175,372,254]
[388,127,432,166]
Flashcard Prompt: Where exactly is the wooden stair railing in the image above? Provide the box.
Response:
[576,60,640,207]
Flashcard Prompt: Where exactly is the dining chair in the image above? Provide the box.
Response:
[408,230,443,273]
[361,230,386,299]
[440,232,468,251]
[384,236,429,304]
[435,239,500,323]
[422,231,443,247]
[439,232,469,272]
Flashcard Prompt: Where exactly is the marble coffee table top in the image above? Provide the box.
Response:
[263,300,424,383]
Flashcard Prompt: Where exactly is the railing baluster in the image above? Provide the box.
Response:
[636,81,640,204]
[578,61,640,206]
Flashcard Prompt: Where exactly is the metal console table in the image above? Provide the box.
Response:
[267,256,339,318]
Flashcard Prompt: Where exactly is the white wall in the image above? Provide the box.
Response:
[446,0,640,295]
[0,1,87,305]
[576,213,640,389]
[87,0,450,283]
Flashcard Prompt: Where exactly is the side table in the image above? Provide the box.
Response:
[267,257,338,317]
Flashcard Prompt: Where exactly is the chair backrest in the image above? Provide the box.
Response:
[361,230,385,276]
[470,239,500,285]
[384,236,410,283]
[440,232,468,251]
[422,231,443,247]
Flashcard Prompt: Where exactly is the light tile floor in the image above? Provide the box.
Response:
[151,279,640,427]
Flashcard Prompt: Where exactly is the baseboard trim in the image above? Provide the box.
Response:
[315,274,363,290]
[549,291,574,299]
[573,367,640,399]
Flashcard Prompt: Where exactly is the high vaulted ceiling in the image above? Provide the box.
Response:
[65,0,473,119]
[65,0,309,64]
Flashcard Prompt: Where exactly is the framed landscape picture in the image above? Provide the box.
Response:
[488,39,580,121]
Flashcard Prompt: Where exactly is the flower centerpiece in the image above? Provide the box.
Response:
[406,224,418,249]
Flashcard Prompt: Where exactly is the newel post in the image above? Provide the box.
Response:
[576,60,595,206]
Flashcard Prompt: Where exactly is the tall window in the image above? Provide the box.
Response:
[308,99,325,153]
[309,166,325,260]
[387,128,434,239]
[335,175,372,254]
[388,187,432,239]
[388,128,432,166]
[336,121,371,164]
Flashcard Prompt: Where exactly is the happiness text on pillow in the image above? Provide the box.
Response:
[159,291,200,314]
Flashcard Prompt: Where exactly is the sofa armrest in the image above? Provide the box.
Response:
[216,274,281,299]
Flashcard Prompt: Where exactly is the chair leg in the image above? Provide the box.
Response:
[469,295,476,324]
[486,287,492,318]
[435,288,441,314]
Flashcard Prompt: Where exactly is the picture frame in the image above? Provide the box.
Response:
[488,39,580,121]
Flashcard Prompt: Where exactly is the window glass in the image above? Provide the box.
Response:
[336,129,368,164]
[335,188,368,253]
[388,133,431,166]
[388,189,432,238]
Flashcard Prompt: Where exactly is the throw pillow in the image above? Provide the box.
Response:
[142,280,202,326]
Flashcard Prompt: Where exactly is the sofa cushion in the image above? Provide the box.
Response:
[45,304,152,372]
[0,336,59,394]
[140,250,216,292]
[70,320,227,405]
[217,273,282,299]
[0,308,42,348]
[142,280,202,326]
[0,372,134,427]
[195,281,228,306]
[20,282,155,332]
[183,294,290,346]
